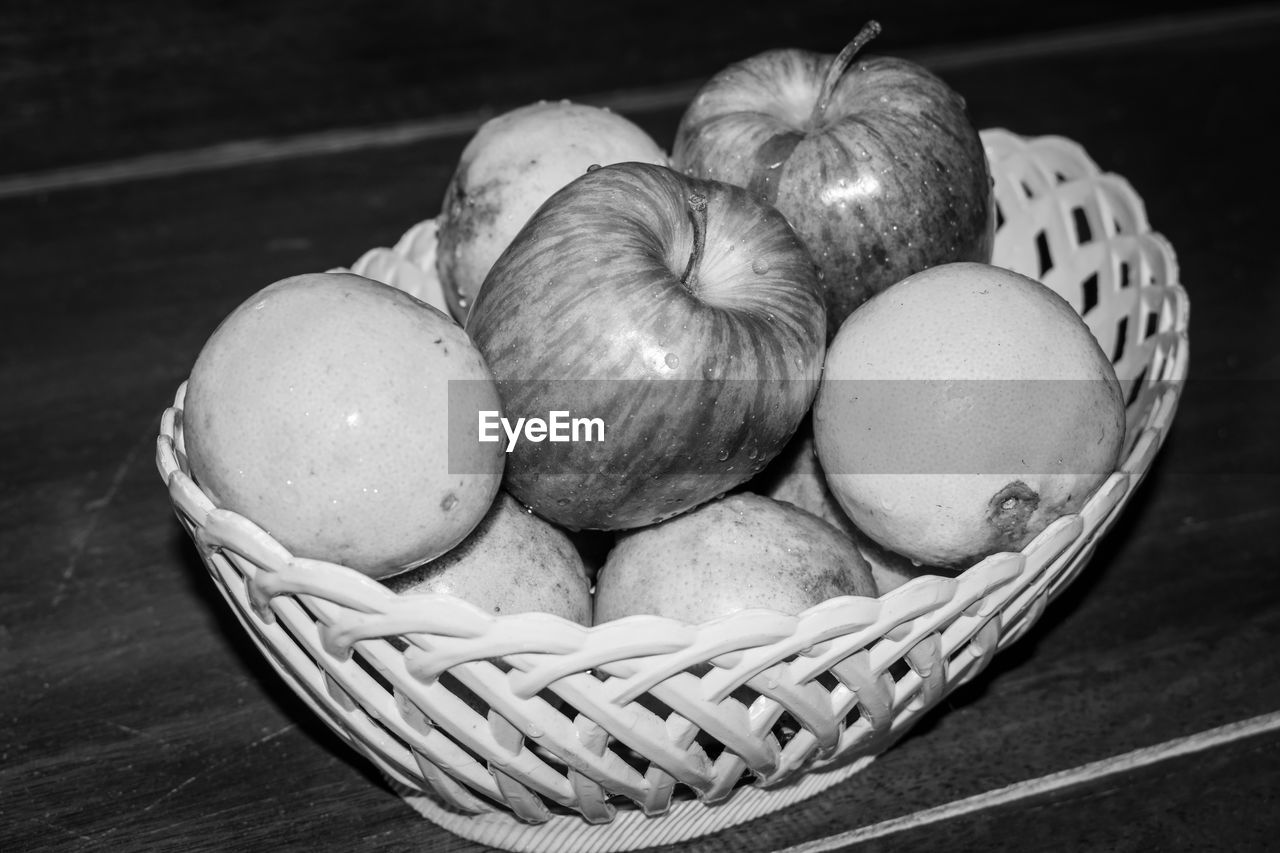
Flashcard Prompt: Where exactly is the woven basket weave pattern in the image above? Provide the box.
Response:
[156,129,1187,851]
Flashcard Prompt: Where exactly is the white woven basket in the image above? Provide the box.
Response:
[155,128,1187,852]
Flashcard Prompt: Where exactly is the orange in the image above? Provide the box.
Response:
[183,272,504,578]
[813,262,1125,570]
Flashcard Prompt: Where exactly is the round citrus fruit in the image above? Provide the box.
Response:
[812,262,1125,570]
[183,272,505,578]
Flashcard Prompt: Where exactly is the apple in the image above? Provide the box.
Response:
[465,161,827,531]
[384,492,592,625]
[812,262,1126,570]
[435,100,669,322]
[672,21,995,339]
[593,493,877,624]
[182,272,505,578]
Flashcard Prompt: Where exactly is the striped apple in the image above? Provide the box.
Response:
[466,162,826,531]
[672,21,995,340]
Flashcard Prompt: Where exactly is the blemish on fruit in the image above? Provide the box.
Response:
[440,493,459,511]
[986,480,1040,544]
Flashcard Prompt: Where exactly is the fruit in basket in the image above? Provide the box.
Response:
[436,100,669,322]
[672,21,994,339]
[812,262,1126,570]
[383,493,592,624]
[182,272,505,578]
[751,419,948,594]
[466,161,827,531]
[593,493,876,623]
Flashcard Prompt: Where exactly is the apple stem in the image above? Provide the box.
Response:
[681,193,708,291]
[809,20,882,128]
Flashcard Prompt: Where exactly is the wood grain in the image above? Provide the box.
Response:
[0,1,1240,174]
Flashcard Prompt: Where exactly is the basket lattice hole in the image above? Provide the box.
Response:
[438,671,492,723]
[352,646,396,698]
[1119,260,1132,288]
[1081,272,1099,316]
[269,600,317,666]
[1019,179,1036,199]
[994,203,1005,230]
[814,669,841,695]
[430,672,513,772]
[395,688,435,736]
[1144,311,1160,341]
[1126,366,1148,408]
[1112,316,1130,363]
[1035,230,1053,277]
[324,671,359,712]
[771,710,803,745]
[886,658,912,683]
[1071,207,1093,244]
[701,682,762,762]
[621,691,684,774]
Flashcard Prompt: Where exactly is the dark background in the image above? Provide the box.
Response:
[0,0,1240,174]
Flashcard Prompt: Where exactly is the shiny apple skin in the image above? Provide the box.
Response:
[673,50,994,339]
[466,162,826,531]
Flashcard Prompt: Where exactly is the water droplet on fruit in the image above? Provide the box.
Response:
[752,258,771,275]
[717,449,730,462]
[665,352,680,369]
[441,493,458,511]
[587,163,602,172]
[854,146,871,162]
[747,447,759,460]
[557,497,570,506]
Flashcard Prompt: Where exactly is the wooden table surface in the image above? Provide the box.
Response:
[4,5,1280,852]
